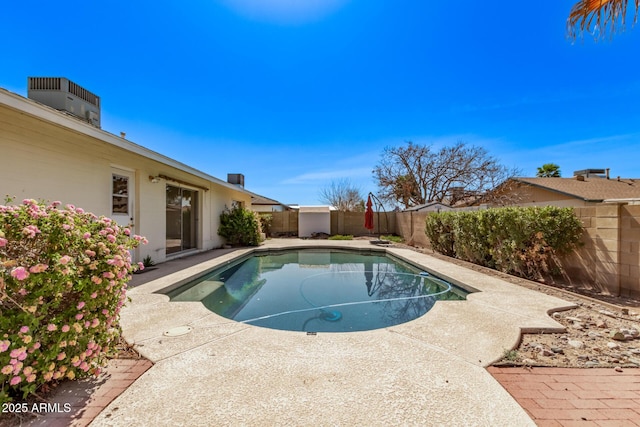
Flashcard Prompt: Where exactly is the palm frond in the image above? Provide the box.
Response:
[567,0,639,39]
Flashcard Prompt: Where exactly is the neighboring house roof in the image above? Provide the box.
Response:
[247,191,291,209]
[513,177,640,202]
[403,201,453,212]
[0,88,252,196]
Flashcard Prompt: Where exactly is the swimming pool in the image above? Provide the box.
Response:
[166,249,469,332]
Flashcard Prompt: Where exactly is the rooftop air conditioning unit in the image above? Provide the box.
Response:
[27,77,101,128]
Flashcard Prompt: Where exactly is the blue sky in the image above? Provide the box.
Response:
[2,1,639,206]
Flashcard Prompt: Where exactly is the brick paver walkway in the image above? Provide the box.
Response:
[24,358,153,427]
[488,366,640,426]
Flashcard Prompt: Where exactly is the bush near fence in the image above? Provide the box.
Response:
[424,206,583,281]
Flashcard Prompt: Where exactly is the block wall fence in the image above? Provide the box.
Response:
[269,204,640,297]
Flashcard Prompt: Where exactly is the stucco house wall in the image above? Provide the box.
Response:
[0,89,251,263]
[298,207,330,237]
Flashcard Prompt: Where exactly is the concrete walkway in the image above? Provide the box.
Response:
[91,239,578,426]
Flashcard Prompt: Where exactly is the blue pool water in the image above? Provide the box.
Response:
[166,249,468,332]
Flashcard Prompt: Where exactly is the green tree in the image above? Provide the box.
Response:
[536,163,561,178]
[568,0,639,39]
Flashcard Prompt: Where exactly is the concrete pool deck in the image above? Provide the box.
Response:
[92,239,578,426]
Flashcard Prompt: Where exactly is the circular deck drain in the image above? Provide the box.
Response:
[163,326,192,337]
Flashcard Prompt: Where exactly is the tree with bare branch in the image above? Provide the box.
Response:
[568,0,639,39]
[373,141,517,209]
[318,179,364,212]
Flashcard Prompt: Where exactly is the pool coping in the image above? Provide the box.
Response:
[92,239,579,426]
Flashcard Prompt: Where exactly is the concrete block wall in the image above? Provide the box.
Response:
[330,211,396,236]
[269,211,299,236]
[395,211,432,249]
[565,203,640,297]
[270,211,397,237]
[620,205,640,296]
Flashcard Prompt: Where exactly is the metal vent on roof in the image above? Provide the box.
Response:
[27,77,101,128]
[573,168,610,179]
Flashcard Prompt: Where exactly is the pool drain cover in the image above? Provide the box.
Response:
[163,326,193,337]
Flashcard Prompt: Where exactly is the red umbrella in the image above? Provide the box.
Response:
[364,194,374,231]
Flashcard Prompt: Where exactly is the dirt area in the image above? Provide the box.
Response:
[378,238,640,369]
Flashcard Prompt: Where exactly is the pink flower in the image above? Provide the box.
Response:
[0,237,7,247]
[19,326,29,334]
[10,376,21,386]
[124,228,131,236]
[91,318,100,328]
[61,325,70,333]
[23,366,33,376]
[83,232,91,240]
[90,292,98,299]
[10,267,29,281]
[22,225,41,238]
[107,234,116,243]
[10,349,21,358]
[75,313,84,320]
[59,255,72,265]
[47,324,57,332]
[18,288,27,296]
[26,373,36,383]
[62,224,72,230]
[0,340,10,352]
[1,365,12,375]
[77,301,85,310]
[29,263,49,274]
[85,249,96,257]
[57,352,66,361]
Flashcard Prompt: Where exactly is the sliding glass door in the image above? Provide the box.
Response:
[166,185,198,255]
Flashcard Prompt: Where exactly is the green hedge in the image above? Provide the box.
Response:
[424,207,583,280]
[1,199,145,405]
[218,205,263,246]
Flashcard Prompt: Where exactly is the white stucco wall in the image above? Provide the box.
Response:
[298,207,331,237]
[0,91,251,263]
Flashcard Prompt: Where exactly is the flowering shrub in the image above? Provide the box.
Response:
[0,199,147,405]
[425,206,583,280]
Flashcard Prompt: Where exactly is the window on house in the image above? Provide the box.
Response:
[112,174,129,215]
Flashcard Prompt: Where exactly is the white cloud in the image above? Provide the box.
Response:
[282,167,372,184]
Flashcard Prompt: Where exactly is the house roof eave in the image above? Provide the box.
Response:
[0,88,252,196]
